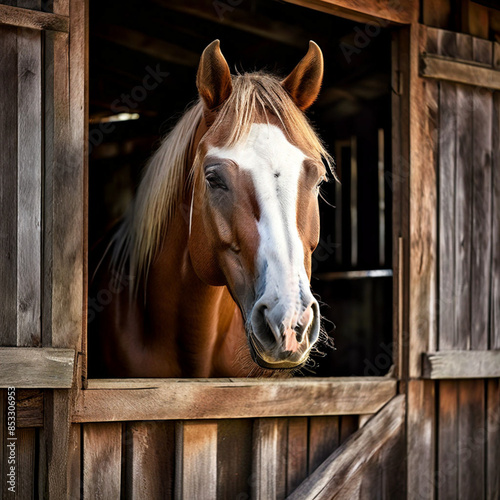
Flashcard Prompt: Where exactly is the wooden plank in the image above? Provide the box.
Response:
[0,4,68,31]
[391,27,410,384]
[68,424,82,500]
[83,422,122,500]
[252,418,278,500]
[43,10,83,352]
[282,0,418,24]
[458,380,485,499]
[492,93,500,349]
[0,23,18,347]
[438,81,457,350]
[422,0,452,29]
[420,55,500,90]
[486,379,500,499]
[437,380,458,500]
[454,101,473,350]
[471,85,493,350]
[286,418,308,495]
[287,395,405,500]
[409,25,438,376]
[423,351,500,378]
[339,415,358,445]
[175,421,217,500]
[74,378,397,422]
[359,452,382,500]
[407,380,435,500]
[308,416,340,474]
[0,348,75,388]
[17,21,42,347]
[276,418,288,500]
[16,428,36,500]
[17,390,43,427]
[216,419,252,500]
[463,0,489,39]
[125,421,175,499]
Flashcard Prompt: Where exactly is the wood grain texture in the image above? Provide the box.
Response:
[83,422,122,500]
[409,24,438,376]
[16,389,43,427]
[420,55,500,90]
[438,80,457,350]
[175,421,217,500]
[68,423,82,500]
[287,395,405,500]
[454,83,473,350]
[0,348,75,388]
[308,416,340,474]
[0,3,69,31]
[217,419,252,500]
[0,23,18,347]
[423,350,500,378]
[407,380,435,500]
[74,378,397,422]
[16,428,36,500]
[492,92,500,349]
[124,421,175,500]
[16,22,42,347]
[286,417,308,495]
[458,379,485,499]
[486,379,500,499]
[43,26,83,351]
[252,418,279,500]
[437,380,458,500]
[471,85,492,350]
[282,0,418,24]
[339,415,358,445]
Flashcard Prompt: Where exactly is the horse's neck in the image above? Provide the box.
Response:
[145,207,243,376]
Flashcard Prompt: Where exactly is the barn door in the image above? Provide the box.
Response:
[406,25,500,500]
[0,1,86,498]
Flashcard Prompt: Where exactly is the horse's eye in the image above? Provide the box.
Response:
[206,172,228,190]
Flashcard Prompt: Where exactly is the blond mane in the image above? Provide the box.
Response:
[111,71,334,292]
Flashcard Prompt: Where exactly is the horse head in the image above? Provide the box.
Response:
[188,40,328,370]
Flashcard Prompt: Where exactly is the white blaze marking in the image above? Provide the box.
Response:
[208,124,312,328]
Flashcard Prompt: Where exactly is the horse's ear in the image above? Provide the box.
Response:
[197,40,232,111]
[282,41,324,111]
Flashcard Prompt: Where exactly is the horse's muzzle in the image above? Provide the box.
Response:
[248,301,320,369]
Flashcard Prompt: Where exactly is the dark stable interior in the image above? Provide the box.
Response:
[89,0,393,376]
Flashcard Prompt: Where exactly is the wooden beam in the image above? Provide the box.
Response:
[421,54,500,90]
[155,0,308,48]
[286,395,405,500]
[0,4,68,32]
[283,0,418,24]
[423,351,500,379]
[0,348,75,388]
[73,378,397,422]
[92,24,199,67]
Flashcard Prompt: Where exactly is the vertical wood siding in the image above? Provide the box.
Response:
[423,26,500,500]
[73,416,358,499]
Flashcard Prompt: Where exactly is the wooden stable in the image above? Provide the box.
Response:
[0,0,499,498]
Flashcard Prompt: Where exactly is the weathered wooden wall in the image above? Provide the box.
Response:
[406,22,500,500]
[0,0,86,497]
[80,415,360,500]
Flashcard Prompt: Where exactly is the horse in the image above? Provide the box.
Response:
[88,40,334,378]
